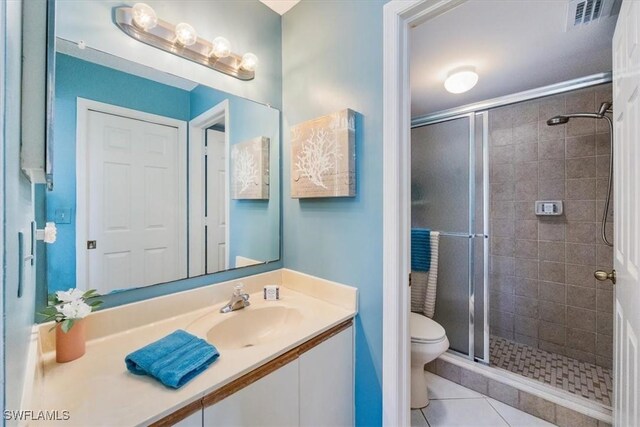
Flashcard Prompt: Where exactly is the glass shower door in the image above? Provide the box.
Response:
[411,113,488,361]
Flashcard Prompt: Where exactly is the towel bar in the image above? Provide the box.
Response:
[437,231,487,238]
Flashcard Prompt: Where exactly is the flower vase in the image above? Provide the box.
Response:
[56,319,86,363]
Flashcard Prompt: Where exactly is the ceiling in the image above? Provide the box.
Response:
[259,0,301,15]
[410,0,618,118]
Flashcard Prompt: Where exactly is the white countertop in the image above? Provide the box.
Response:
[26,270,357,427]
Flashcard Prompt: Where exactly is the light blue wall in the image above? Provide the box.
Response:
[3,0,38,415]
[47,53,191,293]
[190,86,281,265]
[282,1,385,425]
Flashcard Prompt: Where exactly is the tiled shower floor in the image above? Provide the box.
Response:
[490,335,613,406]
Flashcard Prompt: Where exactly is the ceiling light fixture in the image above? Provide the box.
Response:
[444,67,479,94]
[113,4,258,80]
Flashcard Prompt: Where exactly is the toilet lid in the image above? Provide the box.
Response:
[410,312,446,343]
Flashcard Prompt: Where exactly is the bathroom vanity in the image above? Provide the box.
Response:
[24,269,357,426]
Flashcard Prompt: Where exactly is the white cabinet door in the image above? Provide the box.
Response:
[299,326,354,427]
[203,360,299,426]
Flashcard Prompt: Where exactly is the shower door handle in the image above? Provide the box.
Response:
[595,269,616,285]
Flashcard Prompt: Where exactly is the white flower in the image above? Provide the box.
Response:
[56,288,85,303]
[56,300,92,320]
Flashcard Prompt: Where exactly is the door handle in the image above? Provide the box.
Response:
[594,269,616,285]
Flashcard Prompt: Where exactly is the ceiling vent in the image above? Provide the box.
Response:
[566,0,618,30]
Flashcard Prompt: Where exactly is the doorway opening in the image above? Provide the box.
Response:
[382,0,634,425]
[188,101,230,278]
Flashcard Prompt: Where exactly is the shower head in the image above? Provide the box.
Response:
[547,116,570,126]
[598,102,613,116]
[546,105,612,126]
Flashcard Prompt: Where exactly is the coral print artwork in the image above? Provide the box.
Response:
[290,109,356,198]
[231,136,270,200]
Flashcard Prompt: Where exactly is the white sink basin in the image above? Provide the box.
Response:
[204,306,303,349]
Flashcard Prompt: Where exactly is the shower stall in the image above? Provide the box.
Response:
[411,79,615,408]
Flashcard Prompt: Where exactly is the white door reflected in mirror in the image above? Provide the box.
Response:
[80,104,187,293]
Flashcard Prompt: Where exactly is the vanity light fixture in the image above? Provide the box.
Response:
[444,66,479,94]
[114,4,258,80]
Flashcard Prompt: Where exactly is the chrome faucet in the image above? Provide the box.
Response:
[220,284,251,313]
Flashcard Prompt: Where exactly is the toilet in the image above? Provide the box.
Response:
[411,312,449,409]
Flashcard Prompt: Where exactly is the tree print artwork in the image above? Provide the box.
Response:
[231,137,270,200]
[290,109,356,198]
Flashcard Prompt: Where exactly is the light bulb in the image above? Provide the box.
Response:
[131,3,158,31]
[210,37,231,58]
[175,23,197,46]
[240,53,258,72]
[444,67,479,94]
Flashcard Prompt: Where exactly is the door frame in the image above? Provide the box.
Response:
[382,1,465,425]
[75,98,188,290]
[0,0,6,407]
[188,100,230,276]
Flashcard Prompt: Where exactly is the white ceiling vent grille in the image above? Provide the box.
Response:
[566,0,617,30]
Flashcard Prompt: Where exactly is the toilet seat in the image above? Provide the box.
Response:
[410,312,446,344]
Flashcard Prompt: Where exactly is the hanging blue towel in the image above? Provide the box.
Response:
[411,228,431,272]
[125,329,219,389]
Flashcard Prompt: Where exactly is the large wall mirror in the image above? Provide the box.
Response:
[42,1,281,298]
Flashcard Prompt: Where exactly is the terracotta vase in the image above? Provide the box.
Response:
[56,319,86,363]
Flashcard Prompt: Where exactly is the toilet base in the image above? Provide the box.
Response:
[411,366,430,409]
[410,337,449,409]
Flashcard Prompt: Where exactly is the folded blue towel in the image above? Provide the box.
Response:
[411,228,431,272]
[125,329,219,389]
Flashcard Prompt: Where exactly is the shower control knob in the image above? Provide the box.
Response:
[595,269,616,285]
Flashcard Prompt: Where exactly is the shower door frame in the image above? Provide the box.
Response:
[411,112,490,364]
[411,73,612,127]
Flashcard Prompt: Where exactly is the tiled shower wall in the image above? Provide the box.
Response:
[489,84,614,368]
